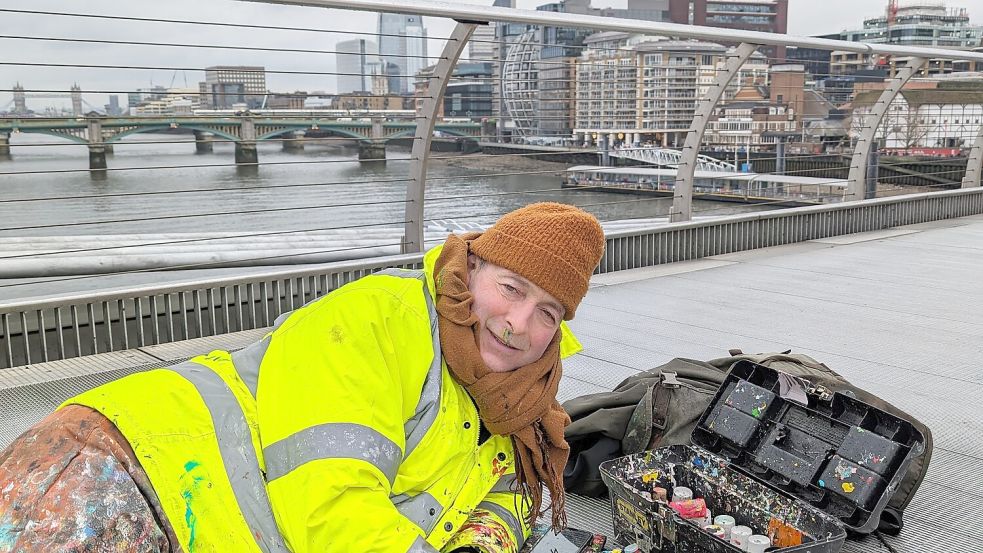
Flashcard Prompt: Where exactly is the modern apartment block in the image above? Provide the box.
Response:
[199,66,267,109]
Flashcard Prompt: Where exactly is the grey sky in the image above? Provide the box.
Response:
[1,0,981,110]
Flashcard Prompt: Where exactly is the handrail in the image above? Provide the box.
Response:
[3,186,980,313]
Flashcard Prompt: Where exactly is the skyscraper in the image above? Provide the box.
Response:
[336,38,379,93]
[377,13,428,95]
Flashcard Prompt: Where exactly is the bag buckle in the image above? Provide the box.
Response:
[661,371,681,388]
[808,385,834,402]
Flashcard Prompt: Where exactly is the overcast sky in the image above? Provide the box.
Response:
[2,0,981,110]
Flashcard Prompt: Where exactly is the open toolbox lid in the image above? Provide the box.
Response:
[690,360,927,534]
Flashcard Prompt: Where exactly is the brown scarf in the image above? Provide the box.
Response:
[433,233,570,531]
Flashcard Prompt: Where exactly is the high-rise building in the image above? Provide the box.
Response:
[575,35,767,147]
[378,14,428,95]
[199,66,267,109]
[841,3,982,48]
[336,38,379,93]
[104,95,122,116]
[668,1,789,60]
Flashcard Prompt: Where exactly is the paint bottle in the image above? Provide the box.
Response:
[747,535,771,553]
[703,524,726,539]
[671,486,693,503]
[702,507,713,527]
[730,525,753,550]
[623,544,640,553]
[713,514,736,539]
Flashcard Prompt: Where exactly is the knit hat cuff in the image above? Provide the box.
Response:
[471,227,589,320]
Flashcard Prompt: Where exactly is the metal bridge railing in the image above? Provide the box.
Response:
[3,0,983,367]
[4,187,983,369]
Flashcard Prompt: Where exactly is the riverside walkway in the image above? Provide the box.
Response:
[2,214,980,552]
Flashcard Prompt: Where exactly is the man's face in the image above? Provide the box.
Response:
[467,256,565,373]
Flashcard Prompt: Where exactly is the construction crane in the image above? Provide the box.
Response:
[886,0,899,44]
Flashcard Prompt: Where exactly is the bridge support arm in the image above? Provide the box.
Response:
[846,57,926,200]
[963,125,983,188]
[405,22,476,253]
[670,42,758,223]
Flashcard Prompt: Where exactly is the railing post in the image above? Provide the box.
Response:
[670,42,758,223]
[963,124,983,188]
[846,57,926,200]
[405,21,476,253]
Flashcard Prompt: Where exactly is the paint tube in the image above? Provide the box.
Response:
[713,515,736,539]
[668,497,706,520]
[747,535,771,553]
[730,525,753,550]
[671,486,693,502]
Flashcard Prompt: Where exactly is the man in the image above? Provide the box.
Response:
[0,202,605,553]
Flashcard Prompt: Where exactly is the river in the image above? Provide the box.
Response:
[0,132,768,300]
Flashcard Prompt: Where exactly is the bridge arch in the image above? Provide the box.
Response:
[12,129,88,145]
[108,125,240,143]
[256,126,366,141]
[388,127,476,139]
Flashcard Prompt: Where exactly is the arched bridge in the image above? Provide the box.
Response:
[0,115,481,168]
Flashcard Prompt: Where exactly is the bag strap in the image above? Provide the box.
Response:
[622,371,678,454]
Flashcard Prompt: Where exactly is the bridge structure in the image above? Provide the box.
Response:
[0,115,482,168]
[4,2,983,551]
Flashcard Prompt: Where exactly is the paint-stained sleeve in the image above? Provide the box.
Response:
[442,471,531,553]
[256,275,440,553]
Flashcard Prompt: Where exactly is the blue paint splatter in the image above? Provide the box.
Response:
[100,457,116,481]
[692,457,705,468]
[181,461,205,551]
[818,479,826,488]
[0,521,18,547]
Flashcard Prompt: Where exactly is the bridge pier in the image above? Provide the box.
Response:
[235,141,258,165]
[358,140,386,162]
[282,130,305,152]
[88,145,107,171]
[194,131,214,154]
[0,132,9,157]
[235,117,258,166]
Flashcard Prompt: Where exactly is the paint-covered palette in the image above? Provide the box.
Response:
[599,360,927,553]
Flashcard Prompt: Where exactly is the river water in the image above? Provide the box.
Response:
[0,132,767,300]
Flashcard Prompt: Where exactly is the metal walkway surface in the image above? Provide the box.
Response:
[4,215,983,552]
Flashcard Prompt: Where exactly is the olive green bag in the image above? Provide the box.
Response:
[562,350,932,535]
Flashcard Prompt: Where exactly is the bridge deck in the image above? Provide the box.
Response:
[3,215,983,552]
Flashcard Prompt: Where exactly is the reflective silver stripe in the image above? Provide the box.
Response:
[168,360,287,553]
[230,334,269,398]
[230,311,291,398]
[263,422,402,484]
[392,491,444,533]
[477,500,526,549]
[374,268,442,458]
[490,474,517,495]
[407,535,439,553]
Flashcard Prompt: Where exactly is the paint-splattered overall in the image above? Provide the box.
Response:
[0,405,180,552]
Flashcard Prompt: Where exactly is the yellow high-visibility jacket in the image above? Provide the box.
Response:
[64,246,582,553]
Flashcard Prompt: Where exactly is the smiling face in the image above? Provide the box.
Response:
[467,255,565,373]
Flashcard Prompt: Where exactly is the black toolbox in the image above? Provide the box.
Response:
[599,360,927,552]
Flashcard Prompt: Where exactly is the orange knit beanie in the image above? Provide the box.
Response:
[470,202,605,320]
